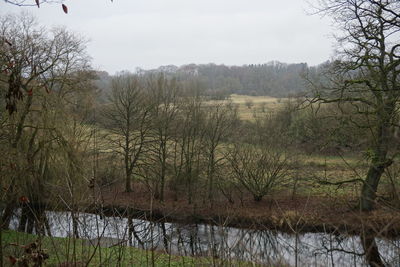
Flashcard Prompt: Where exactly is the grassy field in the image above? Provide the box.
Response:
[1,230,260,267]
[227,94,284,121]
[224,95,372,198]
[76,93,391,203]
[93,93,370,199]
[205,94,284,121]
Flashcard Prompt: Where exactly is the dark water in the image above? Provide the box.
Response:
[9,210,400,266]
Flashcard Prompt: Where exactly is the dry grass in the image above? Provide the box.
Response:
[230,94,284,121]
[205,94,285,121]
[229,94,282,104]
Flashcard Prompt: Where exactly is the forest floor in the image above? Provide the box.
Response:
[96,181,400,237]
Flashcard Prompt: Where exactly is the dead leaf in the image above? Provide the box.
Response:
[62,4,68,14]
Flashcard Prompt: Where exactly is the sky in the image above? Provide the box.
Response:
[0,0,335,74]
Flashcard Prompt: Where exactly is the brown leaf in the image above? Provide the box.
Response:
[35,0,40,7]
[8,256,17,265]
[62,4,68,14]
[19,196,29,203]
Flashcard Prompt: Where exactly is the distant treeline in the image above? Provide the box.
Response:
[96,61,326,99]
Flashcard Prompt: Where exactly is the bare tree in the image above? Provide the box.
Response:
[310,0,400,211]
[227,143,290,202]
[102,74,152,193]
[147,74,180,201]
[203,101,238,204]
[178,94,205,204]
[0,14,88,115]
[0,13,91,231]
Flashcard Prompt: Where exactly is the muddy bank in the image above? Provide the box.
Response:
[76,184,400,237]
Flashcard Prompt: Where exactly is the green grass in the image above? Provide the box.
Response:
[1,230,261,266]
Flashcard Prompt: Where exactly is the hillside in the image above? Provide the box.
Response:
[96,61,325,99]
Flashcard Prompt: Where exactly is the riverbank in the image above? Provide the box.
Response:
[91,183,400,237]
[1,230,259,266]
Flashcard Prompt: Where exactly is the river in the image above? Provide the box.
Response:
[9,210,400,266]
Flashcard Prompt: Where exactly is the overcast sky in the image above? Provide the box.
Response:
[0,0,335,74]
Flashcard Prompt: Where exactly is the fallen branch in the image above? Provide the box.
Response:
[318,178,364,187]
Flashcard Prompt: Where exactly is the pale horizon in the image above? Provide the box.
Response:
[0,0,335,74]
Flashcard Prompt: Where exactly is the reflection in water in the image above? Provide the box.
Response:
[9,210,400,266]
[361,232,384,267]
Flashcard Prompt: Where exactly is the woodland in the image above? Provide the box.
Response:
[1,0,400,266]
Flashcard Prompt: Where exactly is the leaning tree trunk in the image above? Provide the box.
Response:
[360,110,392,212]
[360,159,388,211]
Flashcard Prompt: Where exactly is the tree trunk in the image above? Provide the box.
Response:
[125,171,132,193]
[187,174,193,205]
[127,211,134,246]
[161,222,169,253]
[360,110,392,211]
[159,158,166,202]
[187,162,193,205]
[154,182,160,200]
[12,95,33,148]
[253,195,263,202]
[44,216,52,237]
[125,151,132,192]
[72,211,79,238]
[207,151,215,205]
[26,215,34,234]
[18,204,29,232]
[360,161,386,211]
[127,211,144,248]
